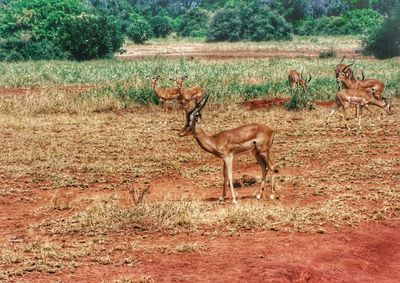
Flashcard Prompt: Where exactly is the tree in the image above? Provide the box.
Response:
[57,13,124,60]
[126,12,153,43]
[364,5,400,59]
[150,15,173,37]
[177,8,209,37]
[207,1,292,42]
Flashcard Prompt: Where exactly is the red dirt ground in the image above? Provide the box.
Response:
[242,98,336,110]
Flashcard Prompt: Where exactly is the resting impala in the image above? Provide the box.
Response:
[173,75,204,111]
[288,69,312,92]
[178,95,276,204]
[326,88,392,129]
[146,76,180,112]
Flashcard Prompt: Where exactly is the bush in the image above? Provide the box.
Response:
[207,1,292,42]
[0,38,67,61]
[150,15,173,38]
[364,5,400,59]
[126,13,153,44]
[295,9,382,35]
[177,8,210,37]
[57,13,124,60]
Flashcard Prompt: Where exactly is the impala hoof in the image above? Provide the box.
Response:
[269,194,277,200]
[218,197,225,203]
[232,199,238,205]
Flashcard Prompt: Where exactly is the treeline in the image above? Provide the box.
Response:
[0,0,399,61]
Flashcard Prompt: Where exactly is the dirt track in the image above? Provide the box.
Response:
[117,43,361,60]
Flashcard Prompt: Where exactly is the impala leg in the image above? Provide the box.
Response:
[224,155,237,204]
[267,155,275,198]
[327,104,340,126]
[358,107,363,129]
[219,161,228,202]
[253,150,267,200]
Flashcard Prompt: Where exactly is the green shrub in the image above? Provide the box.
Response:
[363,5,400,59]
[0,38,67,61]
[126,13,153,44]
[150,15,173,38]
[207,1,292,42]
[57,13,124,60]
[295,9,382,35]
[177,8,210,37]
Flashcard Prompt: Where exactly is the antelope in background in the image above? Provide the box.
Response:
[146,75,180,112]
[327,88,392,129]
[178,95,276,204]
[288,68,312,92]
[173,75,204,111]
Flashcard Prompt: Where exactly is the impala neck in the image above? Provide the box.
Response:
[152,83,164,99]
[192,123,219,156]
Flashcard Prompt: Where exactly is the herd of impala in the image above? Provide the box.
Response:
[146,56,393,204]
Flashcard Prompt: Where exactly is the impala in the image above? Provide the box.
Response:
[178,95,276,204]
[288,69,312,92]
[337,64,385,101]
[326,88,392,129]
[174,75,204,111]
[146,76,180,112]
[335,56,354,91]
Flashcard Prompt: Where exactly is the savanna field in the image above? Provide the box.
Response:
[1,37,400,282]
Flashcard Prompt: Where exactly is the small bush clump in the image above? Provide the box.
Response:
[207,1,292,42]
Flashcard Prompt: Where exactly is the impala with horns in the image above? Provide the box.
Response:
[178,95,276,204]
[173,75,204,111]
[327,88,392,129]
[288,68,312,92]
[336,65,385,101]
[146,76,180,112]
[335,56,355,91]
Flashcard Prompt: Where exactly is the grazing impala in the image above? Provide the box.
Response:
[146,76,180,112]
[173,75,204,111]
[288,69,312,92]
[326,88,392,129]
[178,95,276,204]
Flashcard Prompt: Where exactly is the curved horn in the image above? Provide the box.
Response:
[344,59,355,71]
[361,66,365,80]
[300,68,304,80]
[339,55,346,64]
[198,94,209,112]
[188,94,209,116]
[308,73,312,83]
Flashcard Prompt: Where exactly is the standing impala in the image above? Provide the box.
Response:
[326,88,392,129]
[335,56,354,91]
[146,76,180,112]
[288,69,312,92]
[337,64,385,101]
[178,95,276,204]
[174,75,204,111]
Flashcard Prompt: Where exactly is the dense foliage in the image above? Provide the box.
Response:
[0,0,399,61]
[57,13,124,60]
[0,0,124,61]
[177,8,210,37]
[364,5,400,59]
[295,9,382,35]
[126,12,153,43]
[207,1,292,42]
